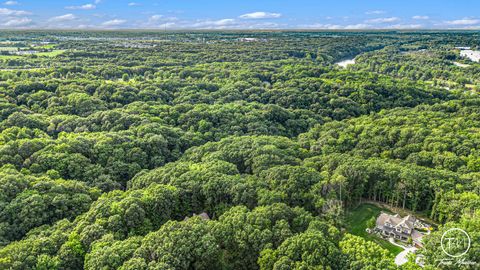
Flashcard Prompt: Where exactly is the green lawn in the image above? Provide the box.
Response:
[0,47,18,52]
[36,50,66,57]
[36,44,57,49]
[0,54,21,59]
[0,50,66,59]
[344,203,404,255]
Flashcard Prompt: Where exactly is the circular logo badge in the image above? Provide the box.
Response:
[441,228,471,258]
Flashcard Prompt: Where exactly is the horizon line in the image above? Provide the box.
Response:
[1,28,480,32]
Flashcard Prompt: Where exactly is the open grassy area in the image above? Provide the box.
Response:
[0,54,21,59]
[36,44,57,49]
[0,50,66,60]
[0,67,49,71]
[0,47,18,52]
[344,203,404,255]
[36,50,66,57]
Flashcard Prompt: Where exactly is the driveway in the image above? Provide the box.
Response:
[388,238,417,265]
[395,247,417,265]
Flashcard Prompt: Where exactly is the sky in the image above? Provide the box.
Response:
[1,0,480,30]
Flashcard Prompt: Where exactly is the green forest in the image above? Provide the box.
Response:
[0,31,478,269]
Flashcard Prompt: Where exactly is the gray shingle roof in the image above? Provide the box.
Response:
[376,212,416,230]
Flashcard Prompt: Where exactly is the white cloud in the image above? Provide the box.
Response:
[386,24,423,29]
[365,10,385,15]
[345,23,372,29]
[366,17,400,23]
[178,18,282,29]
[459,25,480,29]
[101,19,127,27]
[301,23,371,30]
[3,1,18,5]
[412,15,429,20]
[302,23,343,29]
[445,18,480,25]
[300,22,424,30]
[0,7,30,16]
[243,22,280,29]
[65,4,96,10]
[239,11,281,19]
[134,14,180,28]
[128,2,140,6]
[150,15,163,21]
[48,14,77,22]
[159,22,176,29]
[2,17,31,26]
[94,0,101,3]
[73,24,99,29]
[192,18,236,28]
[148,15,177,22]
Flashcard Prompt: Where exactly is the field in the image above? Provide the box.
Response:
[35,44,57,49]
[0,54,21,59]
[35,50,66,57]
[0,47,17,52]
[345,203,404,255]
[0,49,65,59]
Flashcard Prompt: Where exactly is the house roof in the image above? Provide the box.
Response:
[382,226,411,239]
[404,215,416,223]
[397,219,414,229]
[197,212,210,220]
[183,212,210,221]
[411,229,424,242]
[376,212,416,230]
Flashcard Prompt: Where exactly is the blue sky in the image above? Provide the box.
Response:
[1,0,480,29]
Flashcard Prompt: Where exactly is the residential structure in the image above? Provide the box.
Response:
[375,212,426,247]
[183,212,210,221]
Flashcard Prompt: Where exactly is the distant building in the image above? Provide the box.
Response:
[184,212,210,221]
[238,38,268,42]
[239,38,259,42]
[375,212,425,247]
[14,50,38,55]
[460,49,480,62]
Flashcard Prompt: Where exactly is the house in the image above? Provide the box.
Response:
[184,212,210,221]
[14,50,38,55]
[375,212,425,247]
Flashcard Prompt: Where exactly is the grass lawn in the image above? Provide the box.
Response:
[36,50,66,57]
[0,47,18,52]
[36,44,57,49]
[0,55,21,60]
[0,67,49,71]
[0,50,66,59]
[344,203,404,255]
